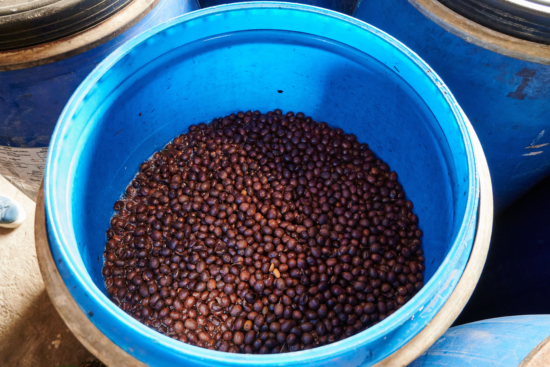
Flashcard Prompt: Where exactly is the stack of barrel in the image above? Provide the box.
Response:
[4,0,547,365]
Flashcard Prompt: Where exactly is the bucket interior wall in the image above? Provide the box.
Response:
[66,29,463,293]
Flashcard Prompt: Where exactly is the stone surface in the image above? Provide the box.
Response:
[0,175,94,366]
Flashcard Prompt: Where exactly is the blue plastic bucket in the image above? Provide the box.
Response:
[45,3,482,366]
[0,0,199,199]
[410,315,550,367]
[353,0,550,212]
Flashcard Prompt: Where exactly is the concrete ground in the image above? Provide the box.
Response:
[0,175,95,366]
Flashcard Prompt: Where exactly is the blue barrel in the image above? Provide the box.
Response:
[198,0,357,15]
[44,3,485,366]
[410,315,550,367]
[0,0,199,199]
[353,0,550,212]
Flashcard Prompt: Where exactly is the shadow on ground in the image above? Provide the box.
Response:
[0,289,94,366]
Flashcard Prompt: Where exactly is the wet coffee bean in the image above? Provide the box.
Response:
[103,109,425,354]
[234,331,245,345]
[185,319,198,330]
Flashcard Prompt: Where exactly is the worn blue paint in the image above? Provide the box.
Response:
[354,0,550,212]
[44,3,481,366]
[198,0,357,15]
[0,0,200,148]
[411,315,550,366]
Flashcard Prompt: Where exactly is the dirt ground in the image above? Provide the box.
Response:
[0,175,96,366]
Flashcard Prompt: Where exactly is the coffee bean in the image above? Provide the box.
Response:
[301,332,313,345]
[185,319,198,330]
[103,109,424,354]
[234,331,245,345]
[244,330,256,345]
[174,321,184,334]
[230,305,242,317]
[198,331,211,342]
[254,314,265,327]
[286,333,298,346]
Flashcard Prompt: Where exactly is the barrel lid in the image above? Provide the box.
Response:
[0,0,134,50]
[438,0,550,44]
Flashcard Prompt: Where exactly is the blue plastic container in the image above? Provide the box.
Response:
[410,315,550,367]
[0,0,199,198]
[353,0,550,212]
[44,3,482,366]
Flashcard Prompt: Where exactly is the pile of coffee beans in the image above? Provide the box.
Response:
[102,109,425,354]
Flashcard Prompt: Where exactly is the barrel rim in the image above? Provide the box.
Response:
[0,0,135,51]
[44,2,483,365]
[519,334,550,367]
[0,0,160,71]
[435,0,550,44]
[409,0,550,65]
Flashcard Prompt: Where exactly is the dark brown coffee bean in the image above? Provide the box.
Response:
[230,305,243,317]
[234,317,245,331]
[286,333,298,346]
[274,304,284,317]
[185,319,198,330]
[364,303,376,314]
[234,331,245,345]
[254,314,265,327]
[198,331,211,342]
[244,330,255,345]
[301,332,313,344]
[103,109,424,355]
